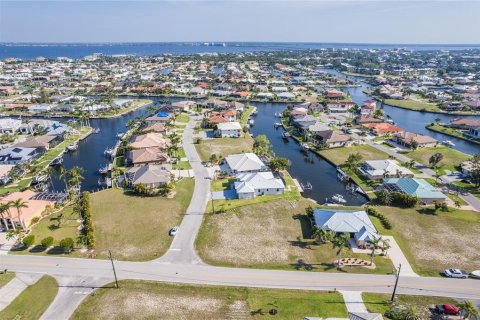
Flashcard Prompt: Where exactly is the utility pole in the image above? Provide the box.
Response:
[108,250,119,289]
[391,263,401,303]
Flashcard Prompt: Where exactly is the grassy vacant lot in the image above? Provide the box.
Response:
[372,205,480,276]
[90,178,194,261]
[0,275,58,320]
[196,136,254,162]
[0,272,15,289]
[384,98,442,113]
[318,144,389,166]
[362,293,458,318]
[197,199,395,274]
[402,146,471,171]
[175,113,190,123]
[72,280,347,320]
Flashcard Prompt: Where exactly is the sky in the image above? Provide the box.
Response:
[1,0,480,44]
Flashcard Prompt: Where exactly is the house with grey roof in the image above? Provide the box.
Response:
[125,164,172,188]
[234,171,285,199]
[358,159,413,180]
[0,147,39,164]
[313,209,379,247]
[224,153,267,174]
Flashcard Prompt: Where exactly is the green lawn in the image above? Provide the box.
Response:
[72,280,348,320]
[0,272,15,289]
[195,136,254,162]
[197,198,395,275]
[89,178,194,261]
[11,205,81,256]
[384,98,442,113]
[427,124,480,143]
[175,113,190,123]
[371,205,480,276]
[402,146,470,171]
[362,293,458,318]
[211,177,236,192]
[240,106,255,127]
[0,275,58,320]
[172,160,192,170]
[318,144,390,166]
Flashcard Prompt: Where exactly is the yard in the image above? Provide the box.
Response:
[0,275,58,320]
[384,98,442,113]
[401,146,471,172]
[0,272,15,289]
[362,293,458,318]
[372,205,480,276]
[11,205,81,256]
[195,136,254,162]
[175,113,190,123]
[89,178,194,261]
[72,280,348,320]
[318,144,390,166]
[197,199,395,274]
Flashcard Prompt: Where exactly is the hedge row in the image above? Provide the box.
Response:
[366,206,392,230]
[80,191,95,249]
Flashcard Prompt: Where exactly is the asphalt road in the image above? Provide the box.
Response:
[2,117,479,319]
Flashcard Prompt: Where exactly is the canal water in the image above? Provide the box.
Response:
[249,102,368,206]
[327,69,480,155]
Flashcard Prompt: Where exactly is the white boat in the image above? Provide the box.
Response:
[300,181,313,191]
[99,164,108,174]
[331,194,347,204]
[442,140,455,147]
[116,132,125,139]
[93,128,101,134]
[249,119,254,125]
[104,148,114,157]
[66,144,78,151]
[50,157,63,166]
[274,122,282,128]
[301,143,310,151]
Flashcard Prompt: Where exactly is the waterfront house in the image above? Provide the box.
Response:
[128,133,170,150]
[126,147,170,166]
[356,115,382,125]
[0,118,22,134]
[145,111,172,125]
[224,153,267,174]
[141,122,167,134]
[326,89,345,99]
[278,92,296,100]
[292,114,318,132]
[297,101,324,113]
[0,190,55,230]
[13,135,60,154]
[326,102,356,113]
[358,159,413,180]
[29,104,52,114]
[314,130,351,148]
[170,100,196,111]
[361,100,377,115]
[448,118,480,129]
[362,123,403,136]
[216,122,242,138]
[393,131,438,148]
[125,164,172,188]
[383,178,446,204]
[312,209,379,247]
[234,171,285,199]
[0,147,39,165]
[256,92,274,99]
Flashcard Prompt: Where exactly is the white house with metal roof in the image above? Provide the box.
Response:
[234,171,285,199]
[358,159,413,180]
[313,209,379,247]
[216,121,242,138]
[224,153,267,174]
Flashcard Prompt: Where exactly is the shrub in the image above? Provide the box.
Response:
[59,237,74,253]
[22,235,35,247]
[41,236,54,248]
[30,216,40,225]
[366,206,392,230]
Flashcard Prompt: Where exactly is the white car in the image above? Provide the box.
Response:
[444,268,468,279]
[470,270,480,279]
[169,227,179,236]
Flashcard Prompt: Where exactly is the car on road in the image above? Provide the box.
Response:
[434,304,460,315]
[169,226,179,236]
[443,268,468,278]
[470,270,480,279]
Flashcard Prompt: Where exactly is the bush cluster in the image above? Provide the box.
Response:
[80,191,95,249]
[366,206,392,230]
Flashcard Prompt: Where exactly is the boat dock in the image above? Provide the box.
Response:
[292,178,303,192]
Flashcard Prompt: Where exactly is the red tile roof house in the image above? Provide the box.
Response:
[326,89,345,99]
[393,132,438,148]
[231,91,250,99]
[448,118,480,129]
[356,115,383,125]
[362,123,403,136]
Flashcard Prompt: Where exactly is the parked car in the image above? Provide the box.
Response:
[470,270,480,279]
[435,304,460,315]
[169,226,179,236]
[443,268,468,278]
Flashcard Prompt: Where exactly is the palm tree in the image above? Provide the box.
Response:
[12,198,29,230]
[312,227,334,245]
[68,166,84,193]
[380,238,391,256]
[458,300,479,320]
[366,236,383,266]
[332,233,351,266]
[2,201,16,230]
[58,166,69,192]
[0,203,11,231]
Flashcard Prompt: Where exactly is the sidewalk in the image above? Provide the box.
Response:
[339,290,368,313]
[0,273,42,311]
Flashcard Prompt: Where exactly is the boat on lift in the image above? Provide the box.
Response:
[116,132,125,139]
[66,143,78,152]
[98,164,109,175]
[274,122,282,128]
[50,157,63,166]
[104,147,114,157]
[301,143,310,151]
[331,194,347,204]
[300,181,313,191]
[31,173,48,185]
[93,128,101,134]
[282,132,291,140]
[249,119,255,125]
